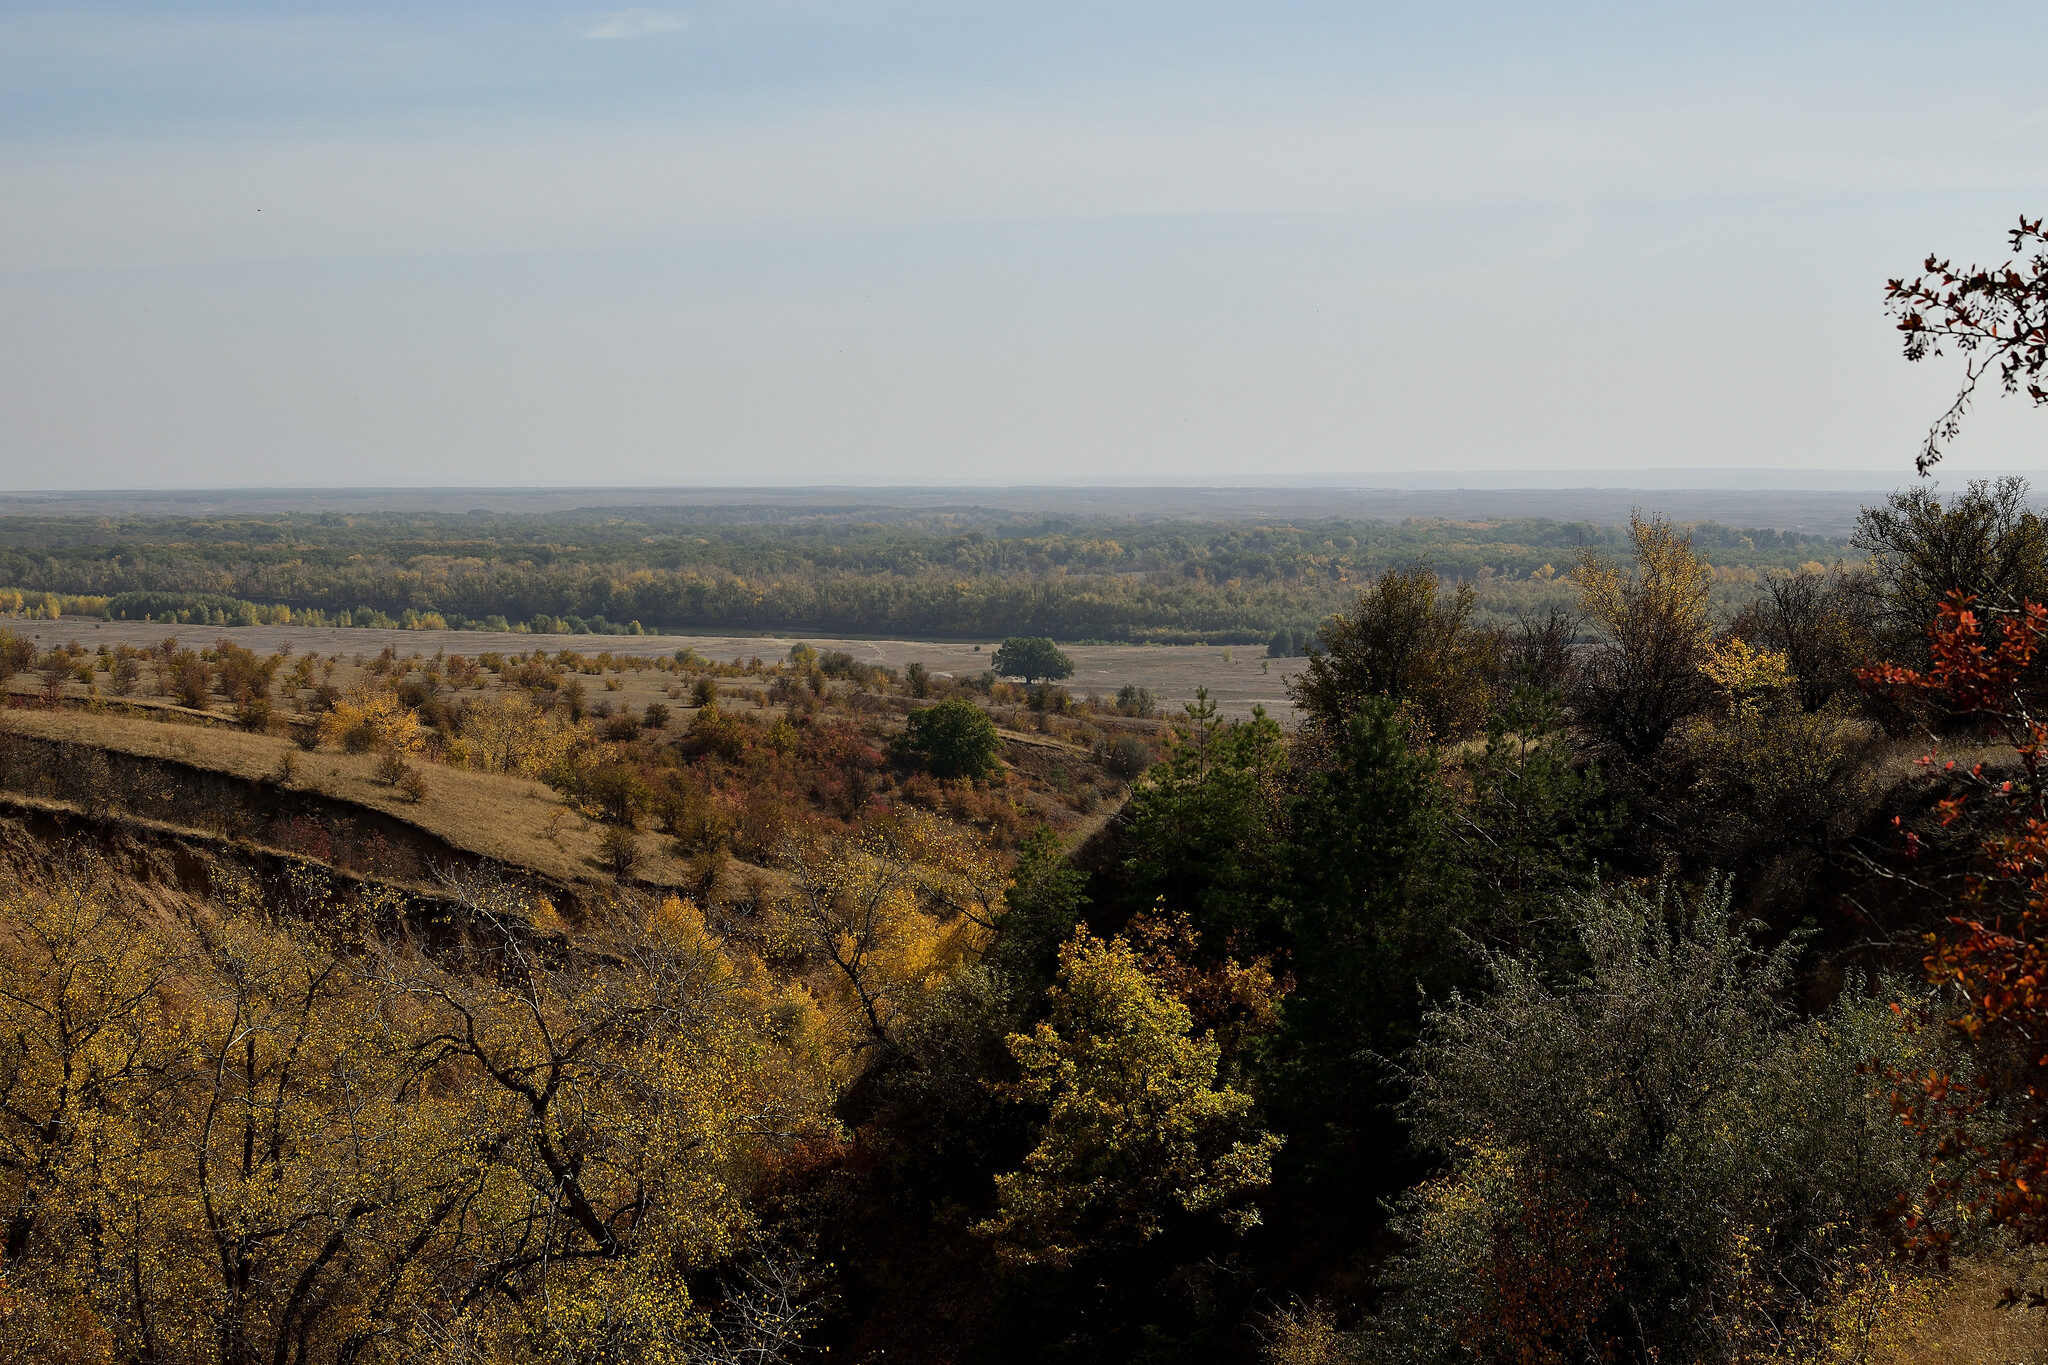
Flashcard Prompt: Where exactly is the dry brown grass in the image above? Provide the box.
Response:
[6,620,1305,719]
[0,707,709,889]
[1874,1257,2048,1365]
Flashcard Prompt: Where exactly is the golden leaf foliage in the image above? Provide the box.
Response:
[1675,635,1874,856]
[772,814,996,1070]
[1575,512,1715,649]
[978,928,1281,1269]
[458,690,573,778]
[316,682,424,756]
[0,862,836,1364]
[1573,513,1721,764]
[1700,636,1794,699]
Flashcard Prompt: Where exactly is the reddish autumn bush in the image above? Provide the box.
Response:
[1861,591,2048,1250]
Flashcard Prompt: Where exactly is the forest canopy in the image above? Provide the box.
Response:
[0,509,1845,642]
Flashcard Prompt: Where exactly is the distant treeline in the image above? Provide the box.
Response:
[0,509,1850,642]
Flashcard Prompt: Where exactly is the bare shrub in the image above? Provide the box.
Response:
[597,823,642,878]
[373,749,410,787]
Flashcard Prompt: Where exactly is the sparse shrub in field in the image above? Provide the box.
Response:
[320,685,422,756]
[212,637,277,703]
[1115,684,1157,717]
[396,768,429,804]
[0,629,33,686]
[655,776,728,852]
[393,672,450,731]
[597,823,641,878]
[641,701,670,730]
[110,655,139,695]
[907,661,931,698]
[692,678,718,708]
[373,748,411,787]
[273,751,301,786]
[39,656,74,703]
[603,710,641,742]
[895,699,1002,780]
[172,655,213,709]
[1029,684,1073,714]
[578,762,653,828]
[460,691,569,777]
[1103,734,1152,781]
[235,696,272,733]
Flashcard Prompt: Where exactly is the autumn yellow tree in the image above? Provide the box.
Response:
[0,855,839,1364]
[317,682,424,756]
[366,875,832,1356]
[1575,513,1716,765]
[979,928,1281,1269]
[774,817,990,1070]
[459,690,572,777]
[0,868,182,1361]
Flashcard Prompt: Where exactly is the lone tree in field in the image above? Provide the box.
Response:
[992,637,1074,684]
[895,698,1002,779]
[1888,215,2048,473]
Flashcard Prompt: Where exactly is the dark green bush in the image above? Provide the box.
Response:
[896,699,1002,780]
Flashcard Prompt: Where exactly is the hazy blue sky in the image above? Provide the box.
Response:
[2,1,2045,489]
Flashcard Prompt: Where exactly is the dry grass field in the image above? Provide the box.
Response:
[1875,1257,2048,1365]
[0,618,1144,901]
[0,704,686,888]
[8,619,1310,719]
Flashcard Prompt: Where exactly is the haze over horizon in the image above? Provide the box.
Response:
[3,2,2045,491]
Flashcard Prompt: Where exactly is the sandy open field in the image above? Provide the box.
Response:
[10,621,1310,720]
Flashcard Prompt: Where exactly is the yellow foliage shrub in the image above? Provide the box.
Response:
[316,683,423,755]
